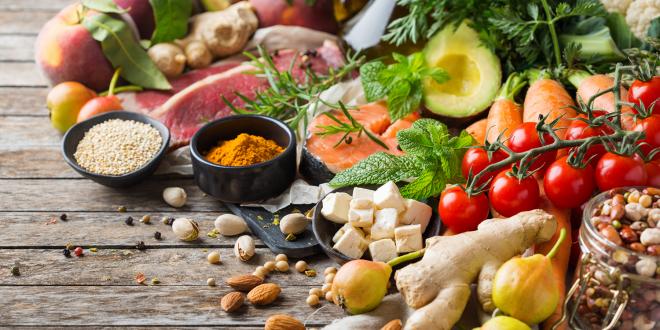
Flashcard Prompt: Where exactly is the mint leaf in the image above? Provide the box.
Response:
[425,67,451,84]
[360,61,387,102]
[150,0,193,45]
[400,169,446,200]
[329,153,422,188]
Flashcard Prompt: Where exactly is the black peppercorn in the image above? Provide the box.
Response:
[125,216,134,226]
[63,249,71,258]
[59,213,68,221]
[136,241,146,250]
[10,265,19,276]
[165,217,174,226]
[154,231,162,240]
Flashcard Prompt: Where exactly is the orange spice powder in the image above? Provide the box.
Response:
[205,133,284,167]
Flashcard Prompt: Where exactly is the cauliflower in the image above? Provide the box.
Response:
[600,0,633,14]
[626,0,660,39]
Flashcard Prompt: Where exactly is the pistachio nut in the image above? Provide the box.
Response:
[215,214,248,236]
[234,235,255,261]
[171,218,199,241]
[279,213,310,235]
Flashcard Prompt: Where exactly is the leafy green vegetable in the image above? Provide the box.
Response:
[82,0,126,14]
[360,52,449,121]
[330,119,472,200]
[149,0,193,45]
[82,13,171,90]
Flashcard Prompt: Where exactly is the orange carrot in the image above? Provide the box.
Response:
[569,71,635,130]
[523,74,576,140]
[486,73,526,144]
[466,118,487,145]
[536,179,571,330]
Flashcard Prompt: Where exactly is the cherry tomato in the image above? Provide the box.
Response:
[629,77,660,114]
[595,153,648,191]
[438,186,490,233]
[489,170,540,217]
[543,156,595,208]
[565,111,611,163]
[461,148,507,186]
[634,114,660,159]
[645,160,660,187]
[507,122,556,171]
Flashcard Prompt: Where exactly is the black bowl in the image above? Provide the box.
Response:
[313,185,442,264]
[61,111,170,188]
[190,115,297,203]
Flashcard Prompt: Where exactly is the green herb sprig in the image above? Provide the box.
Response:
[315,102,389,149]
[360,52,449,121]
[330,119,472,200]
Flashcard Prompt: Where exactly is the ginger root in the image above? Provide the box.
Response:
[148,1,258,77]
[395,209,557,330]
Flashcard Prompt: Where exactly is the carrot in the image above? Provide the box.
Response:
[523,72,576,140]
[535,179,572,330]
[466,118,487,145]
[485,73,526,144]
[568,71,635,130]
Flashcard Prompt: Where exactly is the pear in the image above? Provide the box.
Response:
[479,316,531,330]
[492,229,566,325]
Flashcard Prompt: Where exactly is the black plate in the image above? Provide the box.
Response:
[312,185,441,264]
[61,111,170,188]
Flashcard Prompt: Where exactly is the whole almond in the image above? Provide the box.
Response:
[247,283,280,305]
[381,319,402,330]
[226,274,263,292]
[220,292,244,312]
[265,314,305,330]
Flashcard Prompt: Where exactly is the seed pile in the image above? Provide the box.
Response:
[74,119,162,176]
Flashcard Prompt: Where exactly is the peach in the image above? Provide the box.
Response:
[35,4,114,92]
[114,0,155,39]
[250,0,338,34]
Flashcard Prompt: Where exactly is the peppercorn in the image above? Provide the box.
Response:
[62,249,71,258]
[136,241,146,251]
[154,231,162,240]
[162,217,174,226]
[125,216,134,226]
[59,213,68,221]
[74,247,84,257]
[10,265,19,276]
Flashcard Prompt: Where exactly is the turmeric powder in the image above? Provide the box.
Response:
[205,133,284,167]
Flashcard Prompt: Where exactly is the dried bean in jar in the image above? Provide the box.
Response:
[600,226,623,246]
[619,226,638,243]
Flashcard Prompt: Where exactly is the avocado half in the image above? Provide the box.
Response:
[423,21,502,118]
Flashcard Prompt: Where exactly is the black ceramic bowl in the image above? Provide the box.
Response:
[61,111,170,188]
[190,115,297,203]
[313,185,442,264]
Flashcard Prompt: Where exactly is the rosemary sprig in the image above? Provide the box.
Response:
[223,46,365,132]
[315,102,389,149]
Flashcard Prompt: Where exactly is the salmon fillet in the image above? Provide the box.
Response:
[306,102,419,173]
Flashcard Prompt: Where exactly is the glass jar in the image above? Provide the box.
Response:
[566,188,659,330]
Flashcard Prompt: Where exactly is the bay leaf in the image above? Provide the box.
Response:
[82,13,172,90]
[82,0,127,14]
[149,0,193,45]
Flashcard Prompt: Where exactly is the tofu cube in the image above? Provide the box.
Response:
[348,198,374,227]
[371,208,399,240]
[369,239,398,262]
[352,187,375,201]
[332,223,361,243]
[333,226,368,259]
[401,199,433,232]
[321,192,352,224]
[373,181,406,212]
[394,224,423,253]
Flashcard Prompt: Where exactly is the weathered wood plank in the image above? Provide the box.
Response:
[0,35,36,61]
[0,87,48,116]
[0,285,344,327]
[0,179,228,212]
[0,116,60,146]
[0,0,73,11]
[0,212,259,248]
[0,248,335,286]
[0,146,75,178]
[0,11,54,35]
[0,62,45,87]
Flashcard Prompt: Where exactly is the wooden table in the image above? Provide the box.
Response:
[0,1,345,328]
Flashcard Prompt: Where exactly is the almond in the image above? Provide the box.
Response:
[226,274,263,292]
[247,283,280,305]
[220,291,244,312]
[380,319,402,330]
[264,314,305,330]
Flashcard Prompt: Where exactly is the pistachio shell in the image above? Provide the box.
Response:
[279,213,310,235]
[171,218,199,241]
[234,235,255,261]
[215,214,248,236]
[163,187,187,208]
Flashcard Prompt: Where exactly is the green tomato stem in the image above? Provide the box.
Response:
[388,248,425,268]
[545,228,566,259]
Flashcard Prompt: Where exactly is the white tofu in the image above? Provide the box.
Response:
[333,226,368,259]
[321,192,352,224]
[371,208,399,240]
[394,224,423,253]
[373,181,406,212]
[369,239,398,263]
[348,198,374,227]
[352,187,375,201]
[401,199,433,232]
[332,223,361,243]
